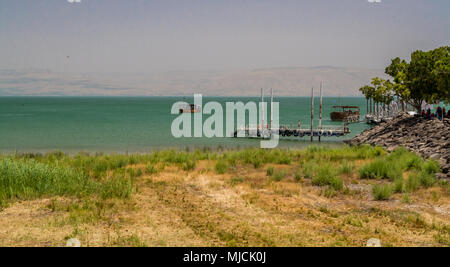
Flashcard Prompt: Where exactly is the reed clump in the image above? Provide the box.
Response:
[0,157,135,208]
[311,164,343,191]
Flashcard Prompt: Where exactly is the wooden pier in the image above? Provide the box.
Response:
[232,86,351,141]
[233,125,350,139]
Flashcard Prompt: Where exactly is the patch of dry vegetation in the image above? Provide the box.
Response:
[0,146,448,247]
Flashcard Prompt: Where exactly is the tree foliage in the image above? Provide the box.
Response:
[359,46,449,112]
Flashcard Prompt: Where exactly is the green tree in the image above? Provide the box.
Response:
[385,58,410,111]
[432,46,450,102]
[360,46,449,113]
[371,77,393,105]
[406,46,449,112]
[359,85,375,113]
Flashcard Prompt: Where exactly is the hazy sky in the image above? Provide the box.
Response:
[0,0,449,73]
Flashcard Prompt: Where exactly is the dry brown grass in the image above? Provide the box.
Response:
[0,157,448,247]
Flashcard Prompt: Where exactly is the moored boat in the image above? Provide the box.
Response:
[330,106,360,123]
[179,103,201,113]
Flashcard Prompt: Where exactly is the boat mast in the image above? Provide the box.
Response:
[261,88,264,133]
[270,88,273,131]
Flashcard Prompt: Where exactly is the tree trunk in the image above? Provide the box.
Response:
[409,99,422,114]
[367,99,369,114]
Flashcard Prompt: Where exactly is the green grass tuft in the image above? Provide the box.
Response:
[372,184,393,201]
[215,160,228,174]
[266,166,274,176]
[312,164,343,191]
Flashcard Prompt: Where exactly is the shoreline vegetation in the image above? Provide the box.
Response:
[348,113,450,179]
[0,145,448,247]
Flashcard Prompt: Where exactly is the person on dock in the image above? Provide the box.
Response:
[436,106,443,121]
[426,108,431,120]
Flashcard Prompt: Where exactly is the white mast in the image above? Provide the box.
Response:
[319,82,323,142]
[261,88,264,132]
[270,88,273,130]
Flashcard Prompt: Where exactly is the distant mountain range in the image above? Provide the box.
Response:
[0,67,388,96]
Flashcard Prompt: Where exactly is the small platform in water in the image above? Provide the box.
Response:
[330,106,360,123]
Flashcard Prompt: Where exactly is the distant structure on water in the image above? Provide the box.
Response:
[233,85,350,142]
[365,99,402,124]
[330,106,360,123]
[179,103,201,113]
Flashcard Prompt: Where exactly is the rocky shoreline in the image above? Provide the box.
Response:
[346,113,450,179]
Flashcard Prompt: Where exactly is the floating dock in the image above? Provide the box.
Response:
[233,125,349,139]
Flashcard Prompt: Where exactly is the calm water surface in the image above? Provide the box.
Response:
[0,97,371,153]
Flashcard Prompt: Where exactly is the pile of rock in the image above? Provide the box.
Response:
[346,113,449,179]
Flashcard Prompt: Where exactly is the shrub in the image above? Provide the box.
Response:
[101,176,134,199]
[405,156,423,170]
[404,170,436,191]
[227,157,237,168]
[276,155,291,165]
[358,159,401,181]
[421,160,440,174]
[312,165,343,191]
[302,160,318,179]
[418,171,436,188]
[93,159,108,176]
[393,178,404,193]
[145,163,158,175]
[182,160,196,171]
[405,173,421,192]
[358,159,387,179]
[229,177,244,185]
[271,170,287,181]
[387,147,422,171]
[214,160,228,174]
[372,184,393,200]
[323,187,338,198]
[402,193,412,204]
[266,166,274,176]
[127,167,143,178]
[355,145,385,159]
[251,158,263,169]
[339,161,354,175]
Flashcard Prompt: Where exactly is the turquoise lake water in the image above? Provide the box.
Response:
[0,97,371,153]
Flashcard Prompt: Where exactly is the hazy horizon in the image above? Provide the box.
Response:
[0,0,448,96]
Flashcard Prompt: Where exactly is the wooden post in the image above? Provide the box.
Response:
[367,98,369,115]
[319,82,323,142]
[311,87,314,142]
